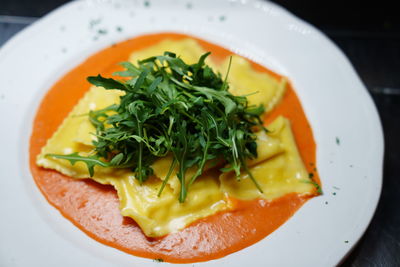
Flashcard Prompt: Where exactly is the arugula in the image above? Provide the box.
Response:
[47,52,266,202]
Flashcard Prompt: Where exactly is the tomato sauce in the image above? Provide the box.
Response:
[29,33,319,263]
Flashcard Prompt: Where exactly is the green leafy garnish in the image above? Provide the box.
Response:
[47,52,266,202]
[302,179,323,195]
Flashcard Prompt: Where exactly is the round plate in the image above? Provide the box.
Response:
[0,0,383,266]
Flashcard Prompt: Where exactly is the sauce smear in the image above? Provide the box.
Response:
[29,33,319,263]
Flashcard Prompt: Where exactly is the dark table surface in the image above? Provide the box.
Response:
[1,1,399,266]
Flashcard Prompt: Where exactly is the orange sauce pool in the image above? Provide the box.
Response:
[29,33,320,263]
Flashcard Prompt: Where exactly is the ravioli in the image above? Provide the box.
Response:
[129,38,214,66]
[220,116,315,200]
[37,39,315,237]
[129,39,286,110]
[36,87,123,178]
[220,55,287,112]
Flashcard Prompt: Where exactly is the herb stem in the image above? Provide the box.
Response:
[137,121,144,184]
[157,157,177,197]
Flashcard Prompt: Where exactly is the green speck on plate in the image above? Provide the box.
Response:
[335,136,340,145]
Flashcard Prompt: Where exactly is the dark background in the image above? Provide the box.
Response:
[1,0,399,266]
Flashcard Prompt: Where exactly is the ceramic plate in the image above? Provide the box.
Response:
[0,0,383,266]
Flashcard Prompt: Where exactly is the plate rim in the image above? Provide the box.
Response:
[0,0,384,266]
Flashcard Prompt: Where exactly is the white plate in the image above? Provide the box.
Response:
[0,0,384,266]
